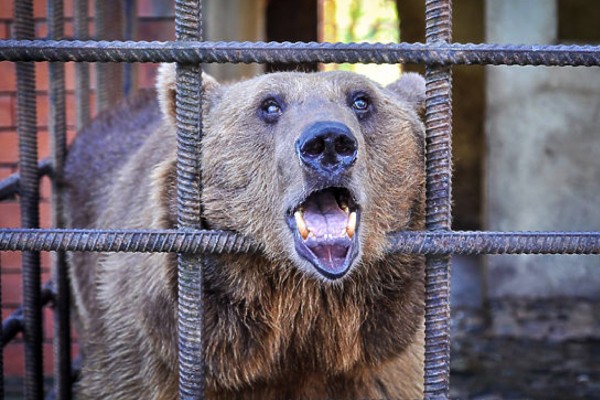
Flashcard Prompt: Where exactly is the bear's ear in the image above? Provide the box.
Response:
[385,72,426,115]
[156,63,220,126]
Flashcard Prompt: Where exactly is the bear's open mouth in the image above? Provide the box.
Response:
[287,187,360,280]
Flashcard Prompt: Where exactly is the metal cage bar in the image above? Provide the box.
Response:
[0,229,598,255]
[1,40,600,66]
[14,0,44,398]
[47,0,71,398]
[423,0,453,398]
[94,0,124,113]
[174,0,205,398]
[73,0,90,130]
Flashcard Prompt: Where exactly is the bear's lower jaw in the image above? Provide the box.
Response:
[287,187,360,280]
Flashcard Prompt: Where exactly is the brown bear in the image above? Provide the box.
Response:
[63,64,427,399]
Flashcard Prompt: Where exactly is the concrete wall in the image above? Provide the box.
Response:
[485,0,600,301]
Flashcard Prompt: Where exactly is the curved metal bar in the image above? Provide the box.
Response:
[0,40,599,66]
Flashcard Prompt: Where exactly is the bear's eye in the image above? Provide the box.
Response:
[350,93,371,118]
[260,97,284,123]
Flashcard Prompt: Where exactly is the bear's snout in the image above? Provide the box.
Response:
[296,121,357,178]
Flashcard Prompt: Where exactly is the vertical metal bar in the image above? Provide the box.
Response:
[175,0,204,398]
[94,0,107,113]
[123,0,137,96]
[74,0,90,130]
[47,0,71,399]
[14,0,43,399]
[94,0,124,114]
[423,0,453,399]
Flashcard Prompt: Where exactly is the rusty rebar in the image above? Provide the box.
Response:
[14,0,43,398]
[47,0,71,397]
[73,0,90,130]
[1,229,598,255]
[174,1,206,396]
[424,0,453,398]
[94,0,124,113]
[0,40,600,66]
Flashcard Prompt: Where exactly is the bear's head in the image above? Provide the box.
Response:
[157,65,425,281]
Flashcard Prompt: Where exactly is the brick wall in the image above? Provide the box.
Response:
[0,0,175,383]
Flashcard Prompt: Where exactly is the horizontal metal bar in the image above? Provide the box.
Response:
[0,228,260,254]
[388,231,600,255]
[0,159,52,201]
[0,229,598,255]
[2,282,54,347]
[0,40,599,66]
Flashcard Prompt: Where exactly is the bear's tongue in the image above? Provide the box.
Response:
[302,191,350,272]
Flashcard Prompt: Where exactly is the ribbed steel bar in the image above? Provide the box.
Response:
[2,283,55,347]
[175,0,205,397]
[423,0,452,398]
[123,0,138,96]
[47,0,71,398]
[73,0,90,130]
[1,40,600,66]
[94,0,124,113]
[93,0,106,112]
[1,229,599,255]
[14,0,43,398]
[0,159,52,201]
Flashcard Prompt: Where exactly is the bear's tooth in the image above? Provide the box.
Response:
[341,205,350,214]
[294,211,310,240]
[346,212,357,238]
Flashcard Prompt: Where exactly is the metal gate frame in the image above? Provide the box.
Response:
[0,0,599,399]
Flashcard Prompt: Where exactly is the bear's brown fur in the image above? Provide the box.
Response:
[63,64,426,399]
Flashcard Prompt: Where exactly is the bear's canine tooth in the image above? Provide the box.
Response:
[294,210,310,240]
[346,211,357,238]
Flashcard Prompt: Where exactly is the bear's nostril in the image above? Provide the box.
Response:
[303,137,325,156]
[335,136,356,156]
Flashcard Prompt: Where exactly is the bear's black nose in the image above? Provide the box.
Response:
[296,121,358,176]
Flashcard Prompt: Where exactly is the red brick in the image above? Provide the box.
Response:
[34,62,77,92]
[0,62,16,91]
[138,19,175,42]
[4,343,24,376]
[1,251,22,270]
[0,0,14,19]
[0,202,20,228]
[33,0,46,19]
[0,94,15,127]
[0,166,15,179]
[36,94,49,128]
[39,175,51,201]
[35,20,47,38]
[0,133,18,163]
[39,199,51,228]
[0,22,8,39]
[1,271,22,305]
[138,63,160,89]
